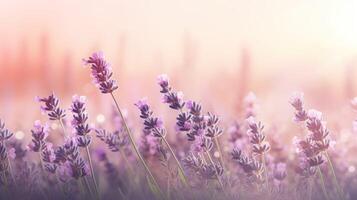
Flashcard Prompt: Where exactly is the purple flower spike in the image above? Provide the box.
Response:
[289,92,307,122]
[83,51,118,94]
[135,98,166,138]
[157,74,185,110]
[36,93,66,121]
[0,120,13,141]
[157,74,170,93]
[28,120,49,152]
[71,95,91,147]
[246,116,270,155]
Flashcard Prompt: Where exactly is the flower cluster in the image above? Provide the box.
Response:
[55,138,89,179]
[138,129,161,159]
[178,101,223,153]
[183,153,223,180]
[96,129,128,152]
[70,95,92,147]
[246,116,270,155]
[0,120,15,172]
[289,92,307,122]
[244,92,258,118]
[36,93,66,121]
[28,120,49,152]
[0,120,13,142]
[41,143,57,173]
[231,148,264,183]
[83,52,118,94]
[290,93,333,174]
[293,111,330,168]
[157,74,185,110]
[135,98,165,138]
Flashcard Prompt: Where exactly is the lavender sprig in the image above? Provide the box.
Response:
[135,97,189,186]
[83,51,118,94]
[0,119,15,185]
[83,52,163,198]
[246,116,270,188]
[157,74,185,110]
[157,74,225,191]
[70,95,99,198]
[290,93,344,200]
[36,93,67,136]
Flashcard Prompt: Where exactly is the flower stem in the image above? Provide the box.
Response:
[214,137,225,170]
[118,148,135,177]
[317,167,330,200]
[2,141,15,185]
[83,176,95,199]
[206,152,226,193]
[110,92,164,198]
[160,134,188,186]
[261,154,269,189]
[59,119,68,137]
[324,152,345,200]
[85,146,100,200]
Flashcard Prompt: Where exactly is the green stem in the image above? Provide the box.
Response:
[59,119,68,137]
[324,152,345,200]
[118,147,135,178]
[214,137,225,169]
[317,167,330,200]
[158,130,188,186]
[110,92,164,199]
[206,152,226,193]
[78,179,86,197]
[83,176,95,199]
[85,147,100,199]
[2,141,15,185]
[261,154,269,190]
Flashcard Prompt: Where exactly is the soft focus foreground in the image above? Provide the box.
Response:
[0,52,356,200]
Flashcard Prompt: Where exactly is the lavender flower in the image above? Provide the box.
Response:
[135,98,165,138]
[306,109,330,153]
[231,148,264,182]
[157,74,185,110]
[273,162,287,181]
[183,153,223,180]
[36,93,66,120]
[70,95,92,147]
[244,92,258,118]
[83,51,118,94]
[96,129,128,152]
[289,92,308,122]
[139,129,160,158]
[55,138,89,179]
[0,144,12,172]
[0,120,13,141]
[246,117,270,155]
[28,120,49,152]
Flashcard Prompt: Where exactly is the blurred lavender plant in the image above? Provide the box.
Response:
[157,74,225,191]
[0,119,15,186]
[36,93,67,137]
[83,52,163,198]
[82,52,118,94]
[70,95,99,198]
[135,97,188,186]
[290,92,344,200]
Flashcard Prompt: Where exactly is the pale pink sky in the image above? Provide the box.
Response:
[1,0,357,78]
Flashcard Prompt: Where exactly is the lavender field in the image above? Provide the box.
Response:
[0,51,355,200]
[2,1,357,200]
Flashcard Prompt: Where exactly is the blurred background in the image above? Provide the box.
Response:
[1,0,357,139]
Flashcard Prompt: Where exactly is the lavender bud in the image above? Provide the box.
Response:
[28,120,49,152]
[36,93,66,120]
[0,120,13,141]
[83,51,118,94]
